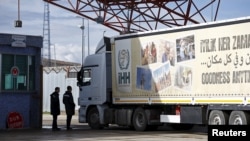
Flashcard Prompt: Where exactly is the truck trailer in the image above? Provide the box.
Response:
[77,16,250,131]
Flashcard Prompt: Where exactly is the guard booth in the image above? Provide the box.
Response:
[0,33,43,130]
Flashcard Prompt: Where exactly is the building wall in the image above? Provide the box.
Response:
[42,66,81,113]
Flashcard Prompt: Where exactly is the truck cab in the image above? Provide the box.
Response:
[77,37,112,128]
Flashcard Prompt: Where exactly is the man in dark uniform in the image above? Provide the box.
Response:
[63,86,75,130]
[50,87,61,131]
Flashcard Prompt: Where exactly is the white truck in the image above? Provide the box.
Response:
[77,16,250,131]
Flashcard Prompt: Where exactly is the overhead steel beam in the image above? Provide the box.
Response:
[43,0,221,34]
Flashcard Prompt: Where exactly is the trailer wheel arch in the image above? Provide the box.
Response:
[208,110,229,125]
[229,111,250,125]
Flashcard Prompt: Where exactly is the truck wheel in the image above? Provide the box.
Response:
[87,107,102,129]
[133,108,148,131]
[208,110,228,125]
[229,111,250,125]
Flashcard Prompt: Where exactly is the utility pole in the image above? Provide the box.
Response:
[43,2,51,67]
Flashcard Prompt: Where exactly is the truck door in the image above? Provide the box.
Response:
[79,66,101,105]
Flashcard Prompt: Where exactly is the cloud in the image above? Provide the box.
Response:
[53,43,82,64]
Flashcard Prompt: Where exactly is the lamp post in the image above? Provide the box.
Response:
[76,16,90,64]
[87,19,89,56]
[80,18,85,65]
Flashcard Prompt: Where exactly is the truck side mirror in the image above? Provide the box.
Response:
[77,67,84,86]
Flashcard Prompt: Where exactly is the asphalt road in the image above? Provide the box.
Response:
[0,114,208,141]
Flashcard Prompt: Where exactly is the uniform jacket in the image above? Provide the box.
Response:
[63,91,75,115]
[50,92,60,115]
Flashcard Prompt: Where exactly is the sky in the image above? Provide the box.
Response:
[0,0,250,64]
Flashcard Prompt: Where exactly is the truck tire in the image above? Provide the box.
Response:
[87,107,102,129]
[132,107,148,131]
[229,111,250,125]
[208,110,228,125]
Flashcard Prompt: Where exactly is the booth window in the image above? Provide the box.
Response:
[1,54,35,91]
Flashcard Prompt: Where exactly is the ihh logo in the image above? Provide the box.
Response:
[118,72,130,84]
[118,49,130,70]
